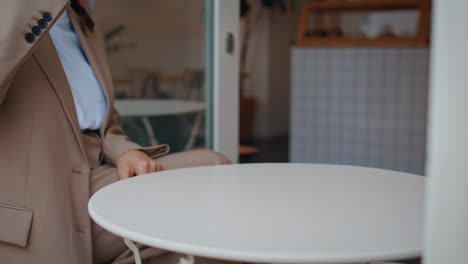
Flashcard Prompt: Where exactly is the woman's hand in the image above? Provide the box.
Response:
[116,150,163,180]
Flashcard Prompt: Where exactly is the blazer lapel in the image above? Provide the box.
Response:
[67,8,113,136]
[33,34,87,157]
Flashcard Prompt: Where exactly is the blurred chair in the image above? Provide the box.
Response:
[150,70,206,152]
[129,68,163,98]
[180,69,205,101]
[119,69,203,152]
[176,69,206,148]
[117,69,160,147]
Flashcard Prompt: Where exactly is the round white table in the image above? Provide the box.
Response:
[115,99,205,149]
[115,99,205,116]
[88,163,425,264]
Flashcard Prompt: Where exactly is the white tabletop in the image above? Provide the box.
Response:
[115,99,205,117]
[88,163,425,264]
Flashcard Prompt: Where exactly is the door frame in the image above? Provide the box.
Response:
[210,0,240,163]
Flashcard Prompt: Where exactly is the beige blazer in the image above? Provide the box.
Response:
[0,1,168,263]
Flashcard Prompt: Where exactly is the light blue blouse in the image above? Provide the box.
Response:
[49,11,107,130]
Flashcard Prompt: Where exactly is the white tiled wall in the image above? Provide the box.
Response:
[290,47,430,175]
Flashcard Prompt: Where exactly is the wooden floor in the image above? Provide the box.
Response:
[239,136,289,164]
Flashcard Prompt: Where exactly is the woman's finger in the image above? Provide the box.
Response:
[155,161,163,172]
[134,160,150,176]
[148,160,157,172]
[117,164,132,180]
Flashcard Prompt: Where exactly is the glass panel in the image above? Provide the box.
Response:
[93,0,213,153]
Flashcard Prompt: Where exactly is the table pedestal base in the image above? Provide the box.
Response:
[124,238,195,264]
[124,238,142,264]
[178,255,195,264]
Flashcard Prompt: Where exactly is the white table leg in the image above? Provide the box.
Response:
[124,238,142,264]
[141,117,159,146]
[184,112,203,150]
[178,255,194,264]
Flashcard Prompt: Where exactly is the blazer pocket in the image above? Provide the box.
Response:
[0,204,33,247]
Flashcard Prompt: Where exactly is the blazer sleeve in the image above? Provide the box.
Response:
[101,107,170,165]
[0,0,68,104]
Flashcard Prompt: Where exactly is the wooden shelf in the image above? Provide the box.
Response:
[296,36,428,47]
[296,0,431,47]
[302,0,427,11]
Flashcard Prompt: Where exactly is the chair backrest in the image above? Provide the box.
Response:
[180,69,205,101]
[128,68,162,99]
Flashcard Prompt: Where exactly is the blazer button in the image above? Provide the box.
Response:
[25,33,35,44]
[37,19,48,29]
[43,12,53,22]
[31,26,42,36]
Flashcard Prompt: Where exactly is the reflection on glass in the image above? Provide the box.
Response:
[94,0,208,153]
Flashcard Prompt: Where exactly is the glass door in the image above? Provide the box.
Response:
[92,0,239,161]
